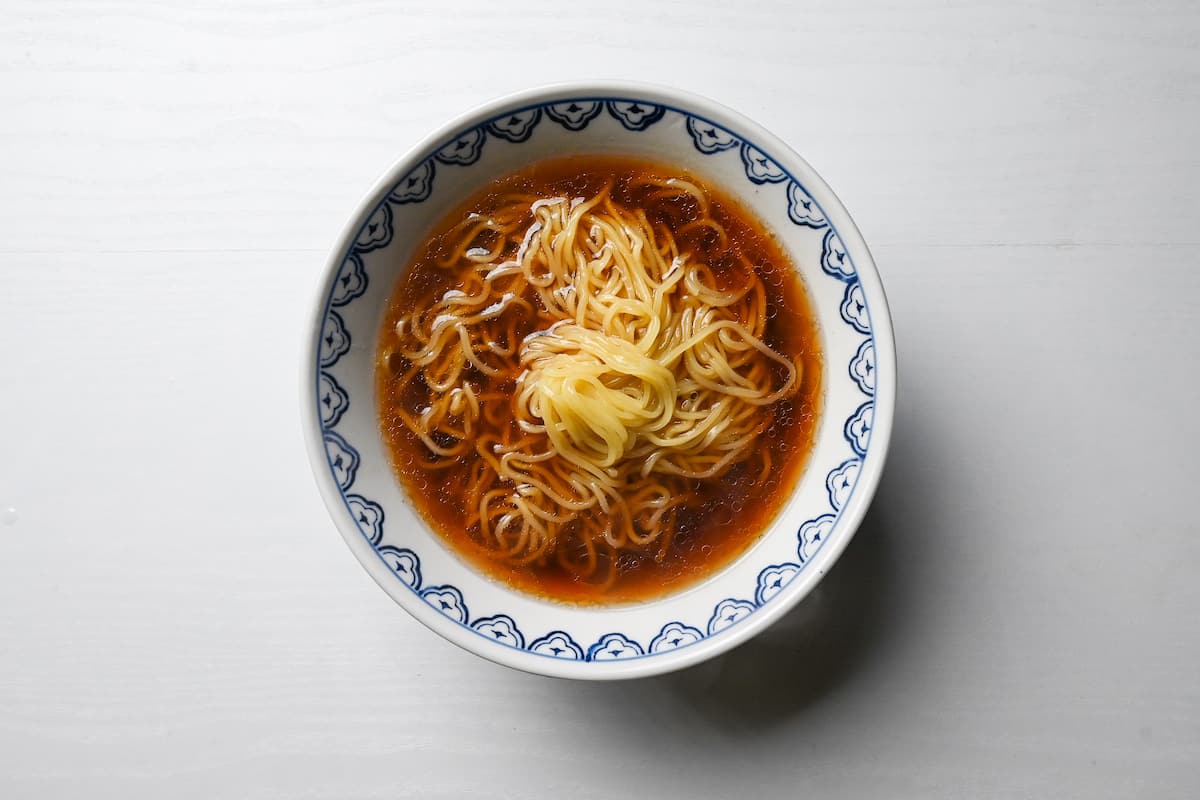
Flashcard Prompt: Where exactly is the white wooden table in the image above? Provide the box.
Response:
[3,2,1198,797]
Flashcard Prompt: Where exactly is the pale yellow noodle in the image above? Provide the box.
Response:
[386,179,799,581]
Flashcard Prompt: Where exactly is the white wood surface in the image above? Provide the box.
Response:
[2,1,1199,797]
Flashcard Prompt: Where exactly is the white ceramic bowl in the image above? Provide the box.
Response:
[302,82,895,679]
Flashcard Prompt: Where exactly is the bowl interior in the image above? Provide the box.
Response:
[307,88,889,679]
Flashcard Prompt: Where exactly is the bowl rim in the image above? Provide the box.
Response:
[300,80,896,680]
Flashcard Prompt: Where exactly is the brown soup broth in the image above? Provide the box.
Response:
[377,155,822,603]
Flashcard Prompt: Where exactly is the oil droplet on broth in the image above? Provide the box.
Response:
[375,156,823,603]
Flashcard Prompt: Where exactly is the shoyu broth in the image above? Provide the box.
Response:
[377,156,822,603]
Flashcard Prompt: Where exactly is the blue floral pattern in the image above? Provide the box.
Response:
[378,545,421,589]
[331,253,368,307]
[323,431,359,491]
[319,311,351,368]
[787,181,828,228]
[741,144,787,184]
[487,109,542,142]
[355,205,393,251]
[798,514,836,563]
[755,563,801,605]
[845,402,873,457]
[390,160,435,205]
[546,101,603,131]
[840,281,870,334]
[607,100,665,130]
[588,633,644,660]
[649,622,705,652]
[318,371,349,428]
[687,116,739,153]
[826,459,861,511]
[472,614,526,648]
[529,631,585,660]
[849,340,876,395]
[315,95,882,665]
[435,129,485,166]
[421,585,469,624]
[821,228,854,282]
[346,493,385,545]
[708,599,757,634]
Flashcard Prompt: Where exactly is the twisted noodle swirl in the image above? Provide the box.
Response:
[384,177,799,586]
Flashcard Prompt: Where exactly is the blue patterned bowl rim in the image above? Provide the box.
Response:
[301,82,896,679]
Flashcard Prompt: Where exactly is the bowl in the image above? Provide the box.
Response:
[301,81,895,679]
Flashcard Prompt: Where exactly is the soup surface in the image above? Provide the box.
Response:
[377,155,822,603]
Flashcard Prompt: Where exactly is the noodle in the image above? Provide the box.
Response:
[380,164,806,590]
